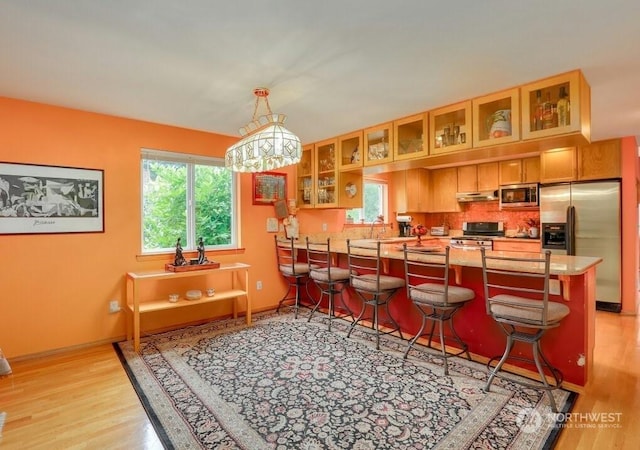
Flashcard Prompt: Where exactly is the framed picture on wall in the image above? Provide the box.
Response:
[252,171,287,205]
[0,162,104,234]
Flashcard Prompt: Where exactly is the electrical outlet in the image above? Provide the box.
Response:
[549,279,561,296]
[256,281,263,290]
[109,300,121,314]
[322,223,328,231]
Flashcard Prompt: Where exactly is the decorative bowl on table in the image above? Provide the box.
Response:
[412,224,429,246]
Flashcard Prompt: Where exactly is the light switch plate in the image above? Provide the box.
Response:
[266,217,279,232]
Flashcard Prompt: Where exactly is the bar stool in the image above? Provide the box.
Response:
[275,235,311,319]
[346,239,405,350]
[305,237,354,330]
[480,248,570,412]
[402,244,475,375]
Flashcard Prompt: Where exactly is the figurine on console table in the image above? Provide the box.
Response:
[197,237,209,264]
[174,237,187,266]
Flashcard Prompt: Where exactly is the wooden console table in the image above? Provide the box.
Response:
[125,262,251,352]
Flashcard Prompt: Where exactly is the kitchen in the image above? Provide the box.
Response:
[290,70,637,316]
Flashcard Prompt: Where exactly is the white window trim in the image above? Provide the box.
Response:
[140,148,238,254]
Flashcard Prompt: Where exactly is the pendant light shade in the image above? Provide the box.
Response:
[225,88,302,173]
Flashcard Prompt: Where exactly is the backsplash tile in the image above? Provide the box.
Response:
[424,201,539,232]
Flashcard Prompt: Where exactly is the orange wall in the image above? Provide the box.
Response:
[0,97,296,359]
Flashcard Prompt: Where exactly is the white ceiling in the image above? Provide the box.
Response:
[1,1,639,146]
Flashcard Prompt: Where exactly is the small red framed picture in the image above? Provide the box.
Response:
[252,171,287,205]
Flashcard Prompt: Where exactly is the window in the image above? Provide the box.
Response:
[141,149,237,253]
[346,179,388,223]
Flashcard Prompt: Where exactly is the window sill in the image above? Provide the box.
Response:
[136,247,246,262]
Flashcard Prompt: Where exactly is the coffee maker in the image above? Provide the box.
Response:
[397,215,413,237]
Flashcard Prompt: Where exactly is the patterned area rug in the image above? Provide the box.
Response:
[115,312,576,449]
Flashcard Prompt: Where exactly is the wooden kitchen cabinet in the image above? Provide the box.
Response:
[472,88,520,148]
[477,162,499,190]
[577,139,621,180]
[429,167,461,212]
[338,130,363,171]
[393,113,428,161]
[521,70,591,143]
[392,168,430,212]
[457,165,477,192]
[457,162,499,192]
[429,100,472,155]
[499,157,540,185]
[314,138,339,208]
[540,147,577,183]
[364,122,394,166]
[493,240,541,253]
[296,144,314,208]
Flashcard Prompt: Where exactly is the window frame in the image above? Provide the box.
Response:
[140,148,238,254]
[346,178,389,224]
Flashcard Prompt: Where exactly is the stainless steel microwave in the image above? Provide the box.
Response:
[499,183,539,209]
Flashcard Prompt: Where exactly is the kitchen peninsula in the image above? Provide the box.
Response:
[297,236,601,389]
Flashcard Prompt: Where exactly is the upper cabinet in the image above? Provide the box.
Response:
[457,162,499,192]
[338,130,363,171]
[472,88,521,148]
[296,145,314,209]
[314,138,339,208]
[393,113,428,161]
[577,139,621,180]
[429,101,472,155]
[540,147,577,183]
[499,157,540,185]
[364,122,394,166]
[521,70,591,142]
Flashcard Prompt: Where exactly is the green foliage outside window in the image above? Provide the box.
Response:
[142,159,232,252]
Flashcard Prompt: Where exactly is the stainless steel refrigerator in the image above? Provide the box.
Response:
[540,181,621,310]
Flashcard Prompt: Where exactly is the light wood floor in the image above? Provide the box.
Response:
[0,311,638,449]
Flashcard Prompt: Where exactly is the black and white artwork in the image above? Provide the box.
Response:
[0,162,104,234]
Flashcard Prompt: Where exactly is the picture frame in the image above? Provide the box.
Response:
[0,162,104,235]
[252,171,287,205]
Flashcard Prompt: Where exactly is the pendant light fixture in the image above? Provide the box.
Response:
[225,88,302,172]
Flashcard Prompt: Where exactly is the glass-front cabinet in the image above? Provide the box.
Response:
[364,122,393,166]
[393,113,428,161]
[429,100,472,154]
[296,144,314,209]
[472,88,520,148]
[338,130,363,171]
[314,138,338,208]
[521,70,590,142]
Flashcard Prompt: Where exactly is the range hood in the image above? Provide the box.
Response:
[456,190,499,202]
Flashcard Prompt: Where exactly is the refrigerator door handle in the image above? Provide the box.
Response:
[567,205,576,255]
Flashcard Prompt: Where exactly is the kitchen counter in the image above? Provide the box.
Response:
[302,237,598,276]
[296,234,600,388]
